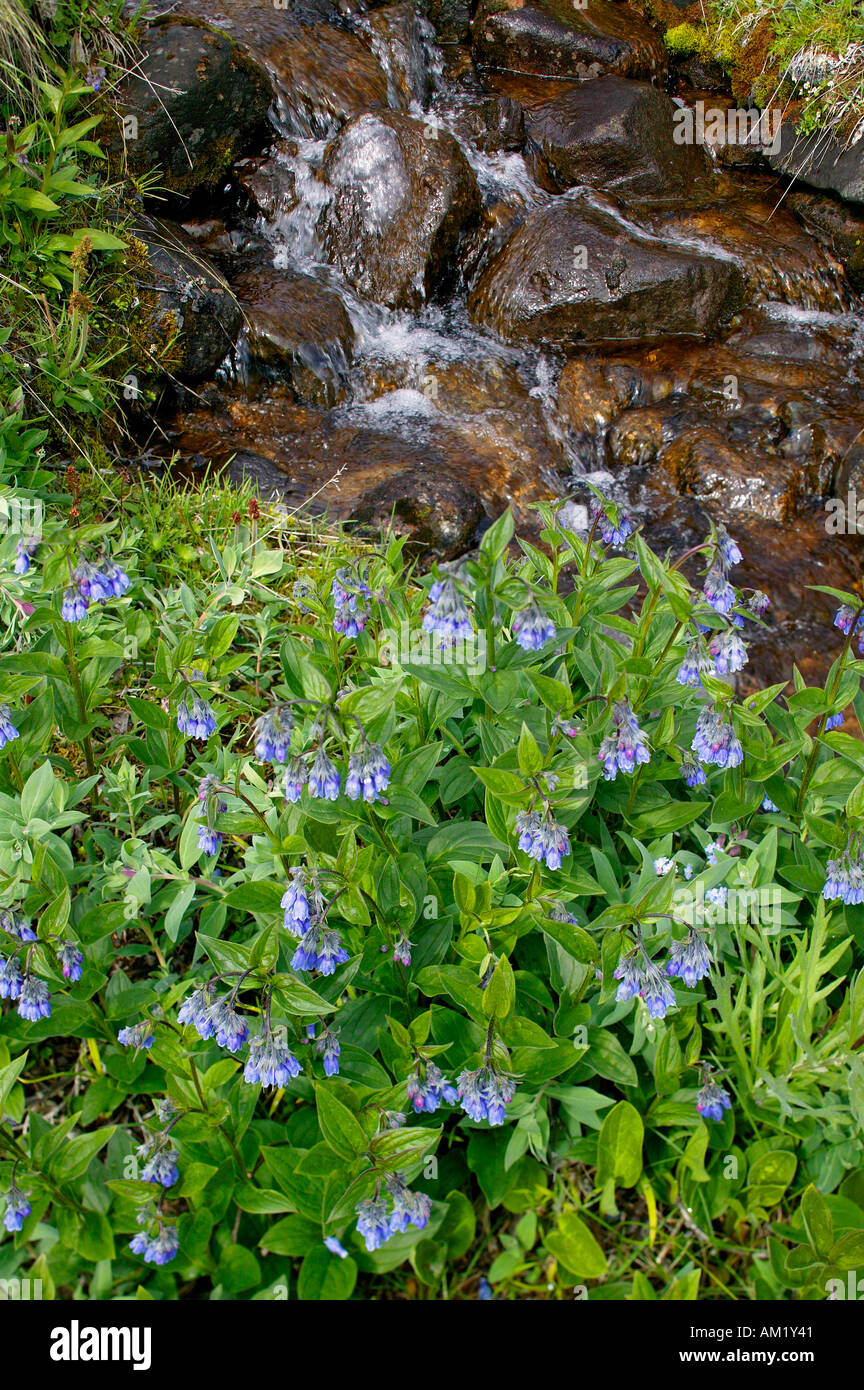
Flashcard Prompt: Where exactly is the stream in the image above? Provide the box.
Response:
[135,0,864,690]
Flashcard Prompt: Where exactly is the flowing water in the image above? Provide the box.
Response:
[162,11,864,687]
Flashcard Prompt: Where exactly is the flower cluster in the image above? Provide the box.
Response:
[696,1067,732,1123]
[332,567,372,638]
[598,700,650,780]
[515,808,570,870]
[456,1064,517,1126]
[406,1061,458,1114]
[62,554,130,623]
[253,704,294,762]
[176,689,217,742]
[129,1220,179,1266]
[355,1174,431,1251]
[3,1184,31,1232]
[422,577,473,647]
[692,705,743,769]
[512,602,556,651]
[593,503,632,547]
[615,929,714,1019]
[823,843,864,906]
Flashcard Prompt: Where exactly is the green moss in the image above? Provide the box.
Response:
[663,23,705,60]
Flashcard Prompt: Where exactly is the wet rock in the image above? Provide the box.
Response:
[319,111,481,309]
[349,470,484,558]
[467,196,745,346]
[657,426,795,521]
[770,122,864,209]
[362,4,440,110]
[415,0,473,45]
[471,0,666,81]
[234,148,299,220]
[171,0,390,137]
[108,21,272,201]
[451,95,527,155]
[232,263,354,406]
[788,191,864,296]
[524,77,710,197]
[637,193,851,313]
[128,217,242,382]
[557,357,636,439]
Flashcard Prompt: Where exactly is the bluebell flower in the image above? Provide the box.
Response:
[198,775,227,814]
[710,629,748,675]
[244,1028,302,1087]
[58,940,83,982]
[614,949,675,1019]
[356,1196,393,1252]
[406,1061,458,1114]
[696,1080,732,1122]
[0,955,23,999]
[456,1065,517,1126]
[393,934,412,967]
[129,1224,178,1265]
[209,997,249,1052]
[823,847,864,905]
[515,809,570,870]
[825,712,845,731]
[676,644,704,688]
[61,587,89,622]
[386,1175,431,1234]
[118,1021,155,1050]
[325,1236,348,1258]
[282,872,311,937]
[332,568,372,639]
[284,756,306,802]
[833,604,862,635]
[597,700,650,780]
[178,985,216,1036]
[703,565,736,615]
[13,537,38,575]
[477,1276,493,1300]
[593,505,632,547]
[292,922,349,976]
[421,577,473,647]
[0,705,19,749]
[140,1146,179,1188]
[3,1185,31,1233]
[512,603,556,651]
[692,706,743,769]
[717,528,742,567]
[316,1028,341,1077]
[680,756,707,788]
[253,705,294,763]
[307,748,341,800]
[666,931,713,987]
[345,744,391,803]
[0,909,35,941]
[90,561,130,602]
[18,976,51,1021]
[761,795,779,812]
[197,824,222,856]
[748,590,770,617]
[176,692,217,741]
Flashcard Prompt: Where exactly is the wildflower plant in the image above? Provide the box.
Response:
[0,494,863,1303]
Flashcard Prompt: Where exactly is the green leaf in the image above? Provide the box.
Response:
[545,1211,607,1279]
[315,1084,368,1161]
[297,1246,357,1300]
[596,1101,644,1191]
[801,1184,834,1259]
[51,1127,115,1182]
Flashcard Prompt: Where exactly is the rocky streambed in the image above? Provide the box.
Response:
[115,0,864,686]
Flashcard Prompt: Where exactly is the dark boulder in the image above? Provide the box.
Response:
[471,0,666,81]
[349,470,484,558]
[788,191,864,296]
[770,122,864,208]
[128,217,242,382]
[523,77,710,196]
[319,111,481,309]
[467,197,745,346]
[233,263,355,407]
[109,22,272,201]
